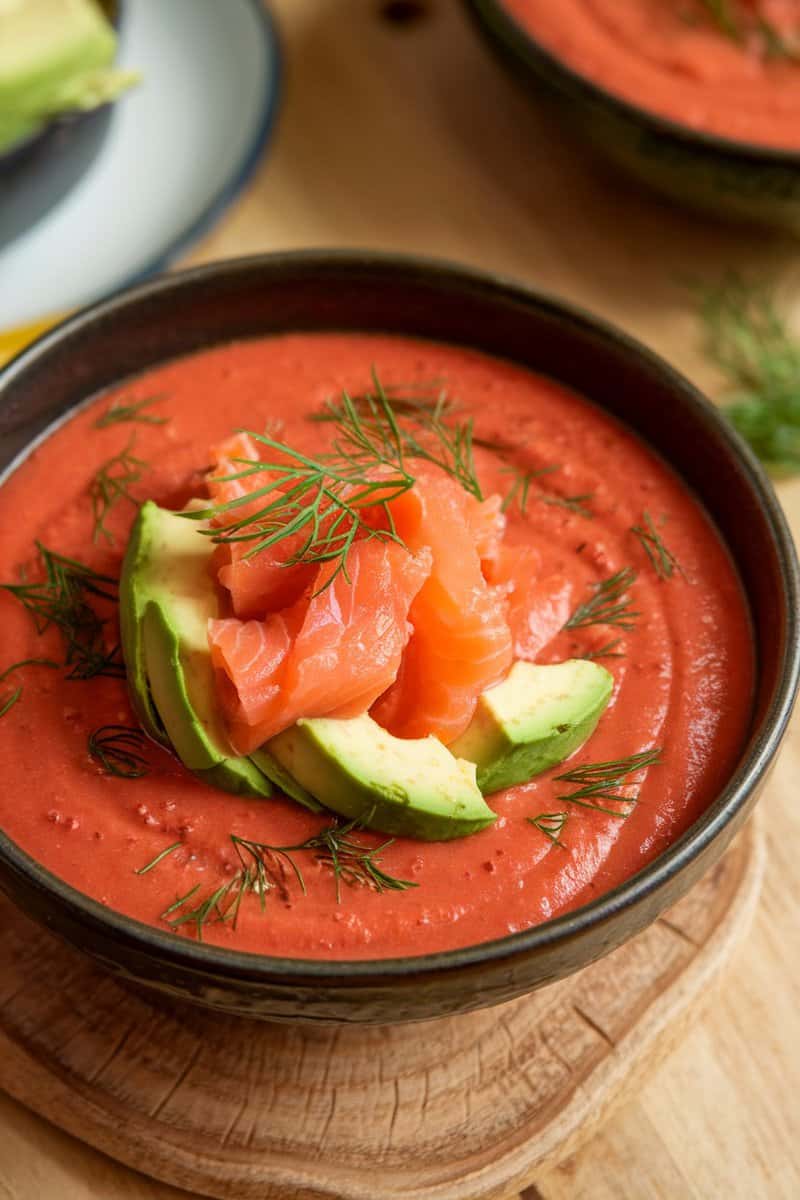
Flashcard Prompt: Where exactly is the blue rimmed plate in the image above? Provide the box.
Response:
[0,0,281,329]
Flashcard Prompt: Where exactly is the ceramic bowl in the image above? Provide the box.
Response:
[464,0,800,235]
[0,252,797,1023]
[0,0,282,328]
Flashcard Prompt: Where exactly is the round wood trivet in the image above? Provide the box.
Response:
[0,823,763,1200]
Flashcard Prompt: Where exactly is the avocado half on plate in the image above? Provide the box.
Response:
[120,502,613,842]
[0,0,139,158]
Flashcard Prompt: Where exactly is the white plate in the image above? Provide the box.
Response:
[0,0,281,328]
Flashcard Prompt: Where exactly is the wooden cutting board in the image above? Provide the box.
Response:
[0,821,762,1200]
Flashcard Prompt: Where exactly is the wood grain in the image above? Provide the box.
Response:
[0,826,762,1200]
[1,0,799,1196]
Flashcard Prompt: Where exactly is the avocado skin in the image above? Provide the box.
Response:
[269,717,495,841]
[474,703,609,795]
[142,601,274,798]
[119,502,170,746]
[249,747,323,814]
[195,759,275,799]
[451,660,613,796]
[121,501,273,799]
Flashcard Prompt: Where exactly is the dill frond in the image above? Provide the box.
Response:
[564,568,639,631]
[90,436,149,544]
[555,749,662,818]
[2,545,123,680]
[95,394,168,428]
[696,274,800,474]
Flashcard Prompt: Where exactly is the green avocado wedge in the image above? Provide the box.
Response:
[120,501,272,798]
[119,500,170,745]
[0,0,139,154]
[268,714,496,841]
[195,758,276,800]
[249,746,323,814]
[450,660,614,795]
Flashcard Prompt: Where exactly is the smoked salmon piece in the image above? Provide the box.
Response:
[207,433,316,618]
[208,608,300,733]
[207,433,267,517]
[466,492,506,578]
[214,541,315,619]
[209,538,432,753]
[488,545,574,661]
[372,471,513,744]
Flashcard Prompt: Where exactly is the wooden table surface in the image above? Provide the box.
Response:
[1,2,799,1197]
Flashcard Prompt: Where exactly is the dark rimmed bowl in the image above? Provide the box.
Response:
[464,0,800,234]
[0,251,797,1024]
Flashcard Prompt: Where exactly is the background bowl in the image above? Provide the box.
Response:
[0,105,114,250]
[464,0,800,236]
[0,252,797,1024]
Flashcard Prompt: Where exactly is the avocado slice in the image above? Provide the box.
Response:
[0,0,138,153]
[450,659,613,795]
[119,501,171,745]
[249,747,324,814]
[195,759,275,800]
[268,714,496,841]
[120,501,272,798]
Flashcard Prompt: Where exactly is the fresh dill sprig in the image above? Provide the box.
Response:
[631,512,685,581]
[696,274,800,475]
[290,820,418,904]
[564,568,639,631]
[541,492,595,519]
[583,638,625,661]
[698,0,740,39]
[0,658,59,719]
[189,369,488,579]
[309,378,450,422]
[697,0,798,56]
[162,884,202,918]
[312,378,520,452]
[94,393,168,429]
[90,435,149,544]
[88,725,150,778]
[186,428,414,592]
[528,811,569,848]
[500,467,591,518]
[758,18,800,60]
[136,841,182,875]
[500,463,560,515]
[144,818,417,940]
[156,837,300,939]
[555,749,662,819]
[189,373,489,585]
[330,371,484,500]
[2,544,124,680]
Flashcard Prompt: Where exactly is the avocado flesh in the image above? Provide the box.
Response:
[450,659,613,795]
[120,501,272,798]
[0,0,134,152]
[268,714,495,841]
[249,747,324,814]
[195,759,276,800]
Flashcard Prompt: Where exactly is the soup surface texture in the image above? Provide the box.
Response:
[503,0,800,149]
[0,333,754,959]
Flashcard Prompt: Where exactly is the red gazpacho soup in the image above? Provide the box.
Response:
[502,0,800,150]
[0,333,754,959]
